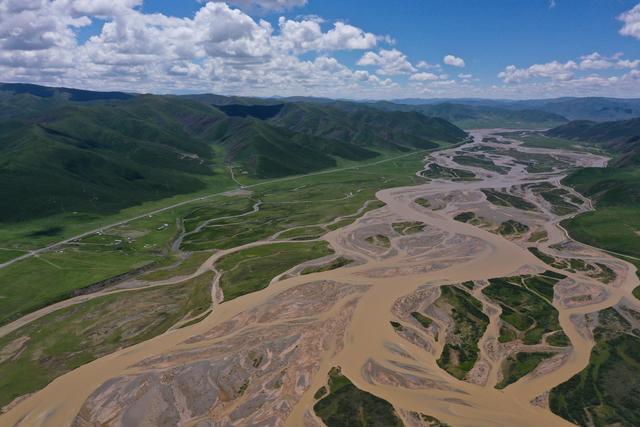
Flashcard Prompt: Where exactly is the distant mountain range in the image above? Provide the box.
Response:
[0,83,466,222]
[5,81,640,223]
[547,117,640,167]
[392,97,640,122]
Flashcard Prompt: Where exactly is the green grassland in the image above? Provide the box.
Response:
[481,189,537,211]
[0,151,431,327]
[139,250,214,281]
[0,272,213,408]
[216,242,334,301]
[436,285,489,379]
[301,257,353,275]
[392,221,426,235]
[498,220,529,237]
[411,311,433,328]
[365,234,391,248]
[562,166,640,258]
[508,132,595,152]
[0,208,183,326]
[483,275,564,345]
[421,163,477,181]
[453,155,510,174]
[313,367,404,427]
[528,247,616,284]
[497,352,555,389]
[550,307,640,426]
[527,183,581,216]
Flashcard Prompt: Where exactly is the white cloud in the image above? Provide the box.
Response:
[498,60,577,83]
[443,54,465,67]
[410,72,438,81]
[277,18,377,52]
[357,48,416,75]
[1,1,639,100]
[619,3,640,39]
[416,60,438,69]
[209,0,307,12]
[579,52,640,70]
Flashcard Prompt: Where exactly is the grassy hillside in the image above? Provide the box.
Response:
[367,101,568,129]
[0,83,467,224]
[550,118,640,258]
[269,102,467,149]
[547,118,640,166]
[392,97,640,122]
[562,167,640,258]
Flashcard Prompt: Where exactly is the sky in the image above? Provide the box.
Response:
[3,0,640,99]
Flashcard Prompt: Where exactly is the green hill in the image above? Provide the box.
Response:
[553,118,640,258]
[0,83,467,223]
[366,101,568,129]
[269,102,467,149]
[547,118,640,167]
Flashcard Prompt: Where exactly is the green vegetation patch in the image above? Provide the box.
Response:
[0,210,181,326]
[314,367,404,427]
[481,189,537,211]
[415,197,430,208]
[140,251,213,281]
[421,163,476,181]
[453,155,510,174]
[453,212,476,223]
[528,248,615,284]
[436,286,489,379]
[498,220,529,237]
[0,272,213,408]
[497,352,556,389]
[530,183,581,216]
[411,311,433,329]
[216,241,333,301]
[392,221,426,235]
[483,275,562,345]
[550,308,640,426]
[277,225,326,240]
[365,234,391,248]
[301,256,353,275]
[547,331,571,347]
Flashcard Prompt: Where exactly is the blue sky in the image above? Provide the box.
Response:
[4,0,640,99]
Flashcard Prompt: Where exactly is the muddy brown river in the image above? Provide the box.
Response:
[2,129,638,427]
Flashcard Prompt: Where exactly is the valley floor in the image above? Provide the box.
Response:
[1,130,639,426]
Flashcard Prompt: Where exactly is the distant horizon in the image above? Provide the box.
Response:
[4,81,640,103]
[2,1,640,99]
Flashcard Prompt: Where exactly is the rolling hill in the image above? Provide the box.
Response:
[0,83,468,223]
[553,118,640,258]
[547,118,640,167]
[392,97,640,122]
[367,101,568,129]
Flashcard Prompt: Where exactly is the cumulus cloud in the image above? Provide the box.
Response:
[277,18,377,52]
[0,0,396,97]
[357,48,416,75]
[443,54,465,67]
[579,52,639,70]
[209,0,307,12]
[410,72,438,81]
[415,60,438,69]
[499,60,577,83]
[499,52,640,85]
[619,3,640,39]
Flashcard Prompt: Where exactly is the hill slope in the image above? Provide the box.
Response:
[268,102,467,149]
[547,118,640,166]
[0,83,467,223]
[555,118,640,258]
[368,102,568,129]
